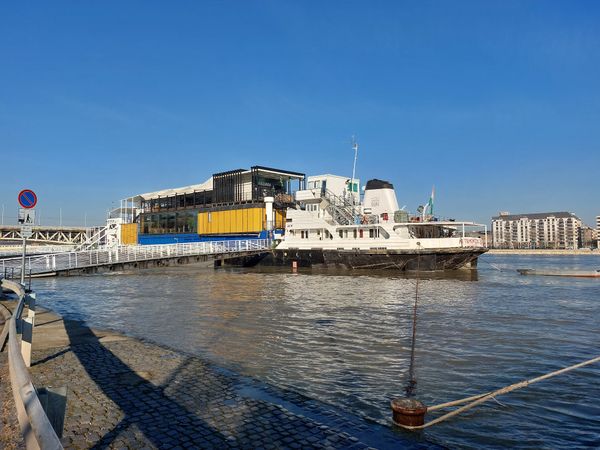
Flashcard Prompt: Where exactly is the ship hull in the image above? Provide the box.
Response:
[226,247,488,271]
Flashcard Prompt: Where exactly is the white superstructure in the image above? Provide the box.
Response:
[279,209,483,251]
[280,177,486,252]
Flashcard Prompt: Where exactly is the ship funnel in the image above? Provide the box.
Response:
[363,179,399,219]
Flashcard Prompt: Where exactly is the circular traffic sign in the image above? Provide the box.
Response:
[18,189,37,209]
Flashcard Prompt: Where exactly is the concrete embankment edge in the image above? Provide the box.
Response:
[487,249,600,256]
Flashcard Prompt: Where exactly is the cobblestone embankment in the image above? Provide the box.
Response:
[2,302,432,449]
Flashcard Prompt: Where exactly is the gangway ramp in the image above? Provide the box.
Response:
[0,239,270,278]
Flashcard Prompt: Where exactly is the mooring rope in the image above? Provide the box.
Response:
[404,245,421,397]
[395,355,600,430]
[479,259,505,271]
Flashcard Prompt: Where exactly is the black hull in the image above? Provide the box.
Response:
[226,248,488,271]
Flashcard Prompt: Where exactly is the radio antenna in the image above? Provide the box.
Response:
[351,136,359,204]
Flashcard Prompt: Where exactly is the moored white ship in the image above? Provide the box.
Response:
[249,177,488,271]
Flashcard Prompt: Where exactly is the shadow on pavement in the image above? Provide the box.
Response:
[63,319,229,449]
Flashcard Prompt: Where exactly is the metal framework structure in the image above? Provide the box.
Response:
[0,225,91,245]
[0,239,270,278]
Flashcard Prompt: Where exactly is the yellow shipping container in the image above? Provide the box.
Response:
[198,207,266,235]
[224,210,231,233]
[121,223,138,245]
[247,208,259,231]
[275,210,286,229]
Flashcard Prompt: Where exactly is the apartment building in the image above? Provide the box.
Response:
[580,225,597,249]
[492,212,582,249]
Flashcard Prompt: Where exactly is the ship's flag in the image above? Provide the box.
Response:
[427,186,435,215]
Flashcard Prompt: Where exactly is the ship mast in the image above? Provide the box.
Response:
[351,136,358,205]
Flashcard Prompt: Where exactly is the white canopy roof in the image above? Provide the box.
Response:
[137,177,213,201]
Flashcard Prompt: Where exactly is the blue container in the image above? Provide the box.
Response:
[138,233,201,245]
[137,231,275,245]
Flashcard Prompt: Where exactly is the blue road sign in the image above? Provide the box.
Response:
[18,189,37,209]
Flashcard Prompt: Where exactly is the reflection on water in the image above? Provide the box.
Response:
[32,255,600,449]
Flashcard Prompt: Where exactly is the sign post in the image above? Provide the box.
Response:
[18,189,37,285]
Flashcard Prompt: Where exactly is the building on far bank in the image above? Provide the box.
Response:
[579,225,597,249]
[491,211,582,249]
[596,215,600,248]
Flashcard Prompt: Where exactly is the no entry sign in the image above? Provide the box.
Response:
[18,189,37,209]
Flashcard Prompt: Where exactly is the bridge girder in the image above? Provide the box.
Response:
[0,226,90,245]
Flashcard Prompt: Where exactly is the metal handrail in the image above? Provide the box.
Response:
[0,245,75,258]
[1,279,63,449]
[73,224,108,251]
[0,239,270,278]
[322,189,356,225]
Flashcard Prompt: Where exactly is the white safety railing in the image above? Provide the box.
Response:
[0,245,76,257]
[1,279,64,449]
[73,224,109,251]
[0,239,270,277]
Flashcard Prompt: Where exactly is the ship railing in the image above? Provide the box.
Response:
[0,239,270,277]
[322,188,356,208]
[321,189,357,225]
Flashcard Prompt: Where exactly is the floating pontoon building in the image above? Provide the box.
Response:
[120,166,305,245]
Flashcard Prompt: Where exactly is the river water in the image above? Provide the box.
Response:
[31,254,600,449]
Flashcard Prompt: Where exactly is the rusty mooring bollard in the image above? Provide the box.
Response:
[391,398,427,427]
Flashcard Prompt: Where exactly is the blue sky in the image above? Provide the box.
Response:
[1,1,599,226]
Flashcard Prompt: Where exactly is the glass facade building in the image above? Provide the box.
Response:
[137,166,305,237]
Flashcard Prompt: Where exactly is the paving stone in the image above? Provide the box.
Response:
[20,317,423,450]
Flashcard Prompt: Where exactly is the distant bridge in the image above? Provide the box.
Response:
[0,239,270,278]
[0,225,92,245]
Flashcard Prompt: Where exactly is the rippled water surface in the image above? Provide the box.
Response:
[31,254,600,449]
